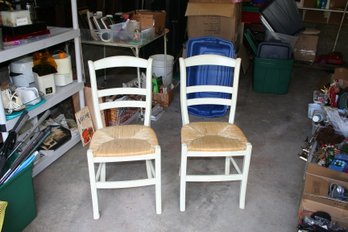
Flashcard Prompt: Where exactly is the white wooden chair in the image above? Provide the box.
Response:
[179,54,252,211]
[87,56,161,219]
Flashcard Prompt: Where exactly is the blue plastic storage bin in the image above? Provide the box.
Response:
[186,36,236,117]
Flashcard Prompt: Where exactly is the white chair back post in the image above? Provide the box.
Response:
[87,56,153,128]
[179,54,242,125]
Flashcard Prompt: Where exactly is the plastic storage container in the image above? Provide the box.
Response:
[0,157,36,232]
[253,57,293,94]
[186,36,236,117]
[150,54,174,87]
[257,41,292,59]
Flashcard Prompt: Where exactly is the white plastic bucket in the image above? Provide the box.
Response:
[150,54,174,86]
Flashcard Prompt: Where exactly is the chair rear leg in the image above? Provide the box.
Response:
[87,151,100,219]
[225,157,231,175]
[180,145,188,212]
[100,163,106,182]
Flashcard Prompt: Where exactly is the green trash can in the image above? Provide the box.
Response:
[253,57,294,94]
[0,156,36,232]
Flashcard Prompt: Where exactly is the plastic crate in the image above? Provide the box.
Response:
[257,41,292,59]
[186,36,236,117]
[253,57,293,94]
[0,156,36,232]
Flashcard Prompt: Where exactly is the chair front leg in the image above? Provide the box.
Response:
[239,143,252,209]
[87,150,100,219]
[155,146,162,214]
[180,144,188,212]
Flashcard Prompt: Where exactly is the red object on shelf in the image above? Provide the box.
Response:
[315,52,344,65]
[3,29,50,42]
[242,11,261,24]
[327,52,344,65]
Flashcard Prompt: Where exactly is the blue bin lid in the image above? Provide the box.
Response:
[185,36,236,117]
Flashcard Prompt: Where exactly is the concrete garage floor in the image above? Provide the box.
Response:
[24,64,331,232]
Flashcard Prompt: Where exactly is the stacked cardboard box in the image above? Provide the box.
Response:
[294,34,319,63]
[153,85,174,108]
[185,0,242,44]
[131,10,166,35]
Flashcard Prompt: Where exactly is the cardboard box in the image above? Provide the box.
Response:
[132,10,166,35]
[0,10,32,27]
[185,2,241,42]
[84,86,106,129]
[153,87,174,108]
[298,163,348,228]
[294,34,319,63]
[331,67,348,89]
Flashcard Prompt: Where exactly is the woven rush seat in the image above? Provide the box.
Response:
[90,125,158,157]
[182,122,247,152]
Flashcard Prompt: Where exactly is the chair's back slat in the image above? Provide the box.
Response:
[88,56,153,129]
[186,85,234,94]
[93,56,150,70]
[97,87,147,98]
[179,54,241,125]
[99,100,148,111]
[187,98,233,107]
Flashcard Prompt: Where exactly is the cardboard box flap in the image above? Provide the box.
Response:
[185,3,235,17]
[307,163,348,182]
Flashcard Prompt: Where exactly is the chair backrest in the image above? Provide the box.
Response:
[179,54,242,125]
[87,56,153,129]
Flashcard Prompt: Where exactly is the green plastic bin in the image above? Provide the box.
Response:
[253,57,294,94]
[0,158,36,232]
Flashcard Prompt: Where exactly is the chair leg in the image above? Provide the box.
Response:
[100,163,106,182]
[239,144,252,209]
[155,146,162,214]
[180,145,188,212]
[146,160,153,178]
[225,157,231,175]
[87,151,100,219]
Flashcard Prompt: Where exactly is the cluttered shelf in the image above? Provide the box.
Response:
[0,1,86,231]
[297,68,348,230]
[297,0,348,25]
[0,27,80,63]
[4,81,84,131]
[0,24,85,182]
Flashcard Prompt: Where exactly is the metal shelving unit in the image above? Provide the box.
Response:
[0,0,85,176]
[298,0,348,51]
